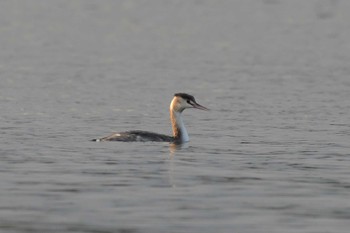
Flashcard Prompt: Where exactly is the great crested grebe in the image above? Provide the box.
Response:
[92,93,209,143]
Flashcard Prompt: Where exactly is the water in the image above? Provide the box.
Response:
[1,1,350,232]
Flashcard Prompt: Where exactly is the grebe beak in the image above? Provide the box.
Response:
[192,102,209,111]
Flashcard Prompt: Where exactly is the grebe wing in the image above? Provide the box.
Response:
[94,130,174,142]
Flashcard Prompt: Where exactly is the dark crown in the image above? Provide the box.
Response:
[174,93,196,102]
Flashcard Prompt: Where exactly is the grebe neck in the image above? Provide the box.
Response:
[170,109,189,143]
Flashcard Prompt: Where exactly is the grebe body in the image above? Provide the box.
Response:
[93,93,208,143]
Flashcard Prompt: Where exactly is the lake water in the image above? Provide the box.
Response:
[1,1,350,232]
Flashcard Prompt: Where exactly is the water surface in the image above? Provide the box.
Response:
[1,1,350,232]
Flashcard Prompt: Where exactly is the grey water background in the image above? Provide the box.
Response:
[1,0,350,232]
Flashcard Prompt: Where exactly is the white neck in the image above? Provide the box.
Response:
[170,110,189,142]
[170,107,189,143]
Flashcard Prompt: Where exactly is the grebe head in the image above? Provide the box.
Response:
[171,93,209,112]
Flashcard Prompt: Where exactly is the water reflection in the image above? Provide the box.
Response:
[169,142,189,157]
[166,142,189,188]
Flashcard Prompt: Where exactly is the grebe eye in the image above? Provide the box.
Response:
[187,100,190,104]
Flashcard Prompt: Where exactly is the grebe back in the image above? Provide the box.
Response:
[92,93,208,143]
